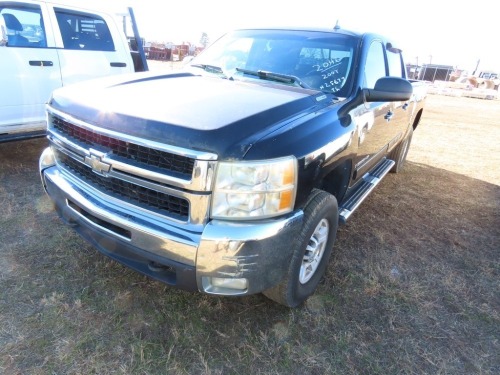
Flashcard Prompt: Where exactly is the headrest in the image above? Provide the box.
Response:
[2,13,23,32]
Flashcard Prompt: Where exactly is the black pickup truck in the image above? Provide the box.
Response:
[39,27,426,307]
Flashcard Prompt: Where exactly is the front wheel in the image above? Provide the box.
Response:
[263,190,338,307]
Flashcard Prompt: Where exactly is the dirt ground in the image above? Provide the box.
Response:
[0,93,499,374]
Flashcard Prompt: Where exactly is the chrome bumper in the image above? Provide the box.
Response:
[40,149,303,295]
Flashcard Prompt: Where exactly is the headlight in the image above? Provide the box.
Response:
[211,156,297,220]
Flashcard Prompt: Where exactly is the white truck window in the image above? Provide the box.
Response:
[0,5,46,47]
[54,8,114,51]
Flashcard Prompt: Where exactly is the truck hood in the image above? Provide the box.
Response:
[49,72,329,158]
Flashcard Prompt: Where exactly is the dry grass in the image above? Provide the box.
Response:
[0,94,499,374]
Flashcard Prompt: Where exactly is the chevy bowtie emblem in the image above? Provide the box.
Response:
[84,150,111,175]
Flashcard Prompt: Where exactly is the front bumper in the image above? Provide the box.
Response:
[40,151,303,296]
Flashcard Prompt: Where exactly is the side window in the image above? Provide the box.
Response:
[55,9,114,51]
[387,49,404,78]
[0,5,46,47]
[364,41,386,88]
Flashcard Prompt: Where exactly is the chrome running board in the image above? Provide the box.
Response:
[339,158,395,223]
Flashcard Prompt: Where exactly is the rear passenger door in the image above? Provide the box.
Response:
[0,1,61,133]
[386,46,412,142]
[48,6,132,86]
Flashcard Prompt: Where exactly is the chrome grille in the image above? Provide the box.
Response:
[55,149,190,220]
[51,114,195,176]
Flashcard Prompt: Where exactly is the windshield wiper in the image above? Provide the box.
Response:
[190,64,226,75]
[235,68,311,89]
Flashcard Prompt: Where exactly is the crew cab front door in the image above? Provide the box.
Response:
[352,40,409,182]
[0,2,61,134]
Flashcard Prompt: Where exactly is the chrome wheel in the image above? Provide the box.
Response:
[299,218,329,284]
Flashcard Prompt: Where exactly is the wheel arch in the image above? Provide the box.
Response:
[412,108,424,130]
[318,158,352,204]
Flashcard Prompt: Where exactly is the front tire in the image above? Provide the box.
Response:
[263,190,338,307]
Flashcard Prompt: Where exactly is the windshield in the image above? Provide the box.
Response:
[187,29,358,96]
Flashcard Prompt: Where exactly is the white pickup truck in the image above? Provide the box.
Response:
[0,0,147,141]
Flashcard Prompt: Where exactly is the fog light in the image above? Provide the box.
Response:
[211,277,248,290]
[39,147,56,191]
[202,276,248,295]
[39,147,55,170]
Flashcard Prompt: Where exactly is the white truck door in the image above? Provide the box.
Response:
[47,5,134,86]
[0,2,61,136]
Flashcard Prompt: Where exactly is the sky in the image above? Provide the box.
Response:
[117,0,500,73]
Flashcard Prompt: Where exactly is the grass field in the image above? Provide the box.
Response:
[0,94,499,374]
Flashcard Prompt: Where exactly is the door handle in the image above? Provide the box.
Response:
[110,62,127,67]
[402,103,409,110]
[384,111,394,121]
[29,60,53,67]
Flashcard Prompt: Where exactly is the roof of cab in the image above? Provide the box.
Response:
[224,26,398,49]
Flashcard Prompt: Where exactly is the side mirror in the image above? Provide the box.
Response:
[363,77,413,102]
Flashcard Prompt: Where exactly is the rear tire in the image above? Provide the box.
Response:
[390,126,413,173]
[263,190,338,307]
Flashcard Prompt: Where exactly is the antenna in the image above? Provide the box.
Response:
[334,20,340,30]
